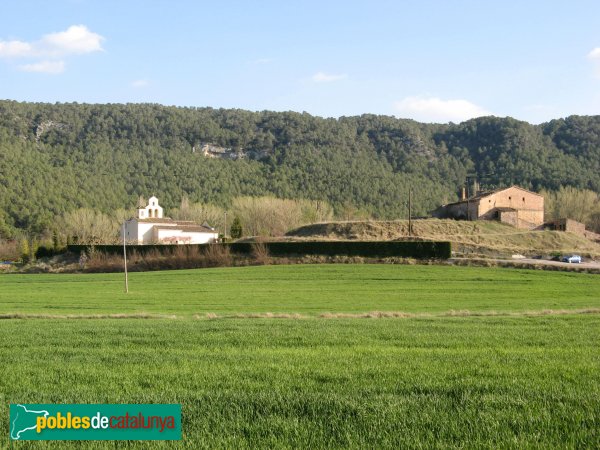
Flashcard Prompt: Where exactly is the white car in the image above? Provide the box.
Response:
[562,255,582,263]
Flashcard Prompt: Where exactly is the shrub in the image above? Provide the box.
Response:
[231,241,452,259]
[0,240,20,261]
[251,241,271,265]
[203,244,233,267]
[35,245,66,259]
[85,249,123,272]
[68,240,451,272]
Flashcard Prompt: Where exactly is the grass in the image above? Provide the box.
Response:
[1,317,599,448]
[1,264,600,316]
[0,264,599,448]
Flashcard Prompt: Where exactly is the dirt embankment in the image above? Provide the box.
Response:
[286,219,600,259]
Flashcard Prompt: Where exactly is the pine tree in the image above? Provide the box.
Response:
[20,238,30,263]
[230,216,243,239]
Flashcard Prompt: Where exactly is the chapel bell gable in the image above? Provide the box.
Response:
[137,195,164,219]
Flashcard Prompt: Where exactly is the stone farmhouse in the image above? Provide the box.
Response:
[432,185,544,230]
[122,196,219,244]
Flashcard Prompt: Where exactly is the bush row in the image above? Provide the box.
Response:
[67,241,451,260]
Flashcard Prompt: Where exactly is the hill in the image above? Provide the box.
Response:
[286,219,600,258]
[1,100,599,236]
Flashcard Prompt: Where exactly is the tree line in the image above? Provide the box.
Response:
[0,100,599,241]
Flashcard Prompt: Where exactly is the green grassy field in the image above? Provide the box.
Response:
[1,264,600,315]
[1,265,599,448]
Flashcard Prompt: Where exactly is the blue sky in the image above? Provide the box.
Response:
[0,0,599,123]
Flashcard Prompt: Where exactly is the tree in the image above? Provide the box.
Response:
[230,216,243,239]
[541,186,600,225]
[20,238,30,263]
[0,217,13,239]
[59,209,119,244]
[112,208,136,225]
[231,196,326,236]
[171,200,226,231]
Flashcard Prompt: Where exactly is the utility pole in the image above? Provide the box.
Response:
[408,188,413,237]
[122,222,128,294]
[224,211,228,241]
[466,183,470,221]
[465,175,474,221]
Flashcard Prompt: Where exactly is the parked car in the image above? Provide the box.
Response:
[562,254,582,263]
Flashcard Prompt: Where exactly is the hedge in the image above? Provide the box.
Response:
[35,246,65,259]
[67,241,451,259]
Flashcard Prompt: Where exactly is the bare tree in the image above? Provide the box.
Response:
[231,196,334,237]
[172,195,335,238]
[541,187,600,225]
[60,209,119,244]
[172,198,227,231]
[112,208,135,224]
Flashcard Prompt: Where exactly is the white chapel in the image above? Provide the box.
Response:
[122,196,219,244]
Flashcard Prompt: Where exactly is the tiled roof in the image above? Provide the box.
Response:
[443,185,542,207]
[136,218,176,223]
[154,225,217,233]
[129,217,216,231]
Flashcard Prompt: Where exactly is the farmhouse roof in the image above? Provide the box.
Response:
[443,185,542,207]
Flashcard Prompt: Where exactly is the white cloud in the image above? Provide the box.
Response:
[588,47,600,78]
[18,60,65,74]
[312,72,347,83]
[0,25,104,59]
[0,40,34,58]
[394,96,492,123]
[40,25,104,56]
[0,25,103,74]
[131,79,150,88]
[587,47,600,60]
[251,58,272,65]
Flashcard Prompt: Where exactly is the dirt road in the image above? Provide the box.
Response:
[503,258,600,269]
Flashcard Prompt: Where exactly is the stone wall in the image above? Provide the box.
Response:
[498,210,518,227]
[551,218,586,235]
[476,187,544,229]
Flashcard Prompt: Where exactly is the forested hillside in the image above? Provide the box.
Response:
[0,100,599,237]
